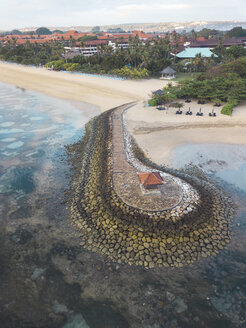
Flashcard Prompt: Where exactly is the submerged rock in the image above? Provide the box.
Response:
[174,297,188,313]
[62,313,89,328]
[31,268,46,281]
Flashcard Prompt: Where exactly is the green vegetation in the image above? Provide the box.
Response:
[214,44,246,62]
[0,43,63,65]
[1,26,246,84]
[81,37,172,76]
[52,30,64,34]
[221,101,238,116]
[148,92,177,107]
[172,72,200,82]
[44,36,172,76]
[79,35,98,42]
[0,35,172,78]
[226,26,246,37]
[36,27,52,35]
[91,26,100,33]
[42,36,173,78]
[45,59,149,79]
[196,28,219,39]
[170,102,184,110]
[148,57,246,115]
[11,29,22,35]
[111,66,149,79]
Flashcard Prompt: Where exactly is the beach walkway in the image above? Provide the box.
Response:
[111,104,183,212]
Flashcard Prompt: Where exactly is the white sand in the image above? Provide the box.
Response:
[125,101,246,165]
[0,62,169,112]
[1,61,246,165]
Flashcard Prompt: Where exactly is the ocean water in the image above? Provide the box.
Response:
[171,143,246,193]
[0,82,246,328]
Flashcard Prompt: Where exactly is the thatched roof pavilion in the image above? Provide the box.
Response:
[160,66,176,79]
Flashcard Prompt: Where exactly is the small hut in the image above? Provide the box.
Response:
[138,172,163,190]
[160,66,176,80]
[152,89,164,96]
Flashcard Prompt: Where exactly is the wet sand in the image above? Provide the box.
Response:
[125,101,246,165]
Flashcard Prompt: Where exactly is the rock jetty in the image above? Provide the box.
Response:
[68,104,235,269]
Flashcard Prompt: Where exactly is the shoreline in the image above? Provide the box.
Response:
[125,101,246,165]
[0,61,168,112]
[1,61,246,167]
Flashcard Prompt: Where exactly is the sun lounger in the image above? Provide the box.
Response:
[209,109,216,117]
[196,108,203,116]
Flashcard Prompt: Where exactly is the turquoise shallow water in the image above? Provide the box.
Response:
[0,82,246,328]
[0,83,89,195]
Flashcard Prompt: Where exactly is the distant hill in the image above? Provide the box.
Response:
[17,21,246,33]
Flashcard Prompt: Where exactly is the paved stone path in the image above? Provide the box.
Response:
[111,105,183,212]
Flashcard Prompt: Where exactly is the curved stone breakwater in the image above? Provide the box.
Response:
[68,104,235,269]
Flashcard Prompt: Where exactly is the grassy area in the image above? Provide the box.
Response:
[172,72,200,82]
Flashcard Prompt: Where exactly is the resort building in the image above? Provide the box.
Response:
[1,28,245,59]
[64,38,130,58]
[176,47,217,59]
[108,39,129,51]
[189,38,245,48]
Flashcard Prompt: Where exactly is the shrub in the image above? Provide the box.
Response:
[111,66,149,79]
[170,102,184,109]
[45,59,66,70]
[221,101,238,116]
[67,63,81,71]
[148,98,158,106]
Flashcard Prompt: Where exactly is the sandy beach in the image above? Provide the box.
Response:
[1,61,246,166]
[0,61,168,112]
[125,101,246,165]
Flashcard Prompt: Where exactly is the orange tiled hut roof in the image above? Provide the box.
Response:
[138,172,163,188]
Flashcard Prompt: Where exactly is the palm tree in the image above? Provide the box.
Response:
[191,29,197,40]
[69,36,76,47]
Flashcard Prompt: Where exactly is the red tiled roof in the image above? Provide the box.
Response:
[16,39,26,44]
[85,39,108,46]
[190,38,244,48]
[132,30,152,39]
[138,172,163,187]
[197,37,207,42]
[65,30,79,35]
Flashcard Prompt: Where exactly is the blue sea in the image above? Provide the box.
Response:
[0,82,245,328]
